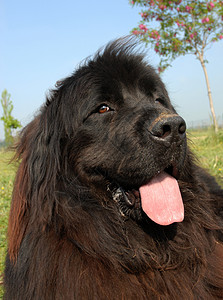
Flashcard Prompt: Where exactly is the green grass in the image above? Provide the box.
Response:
[0,129,222,298]
[188,128,223,184]
[0,150,16,298]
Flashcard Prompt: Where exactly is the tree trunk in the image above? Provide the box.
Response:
[198,55,218,133]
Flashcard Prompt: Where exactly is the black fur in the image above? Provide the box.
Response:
[4,37,223,299]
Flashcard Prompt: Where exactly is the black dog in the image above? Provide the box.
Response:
[4,38,223,299]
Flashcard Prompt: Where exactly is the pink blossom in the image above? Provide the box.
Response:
[150,30,161,40]
[139,24,148,32]
[185,6,192,12]
[219,35,223,39]
[190,34,194,39]
[132,30,140,35]
[175,20,185,27]
[189,26,192,31]
[159,5,166,10]
[202,17,210,23]
[207,2,215,10]
[141,12,148,19]
[176,7,180,11]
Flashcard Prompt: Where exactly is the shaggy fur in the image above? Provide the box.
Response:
[4,38,223,299]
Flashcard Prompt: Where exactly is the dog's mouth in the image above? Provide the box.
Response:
[108,164,184,226]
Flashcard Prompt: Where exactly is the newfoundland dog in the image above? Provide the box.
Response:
[4,38,223,299]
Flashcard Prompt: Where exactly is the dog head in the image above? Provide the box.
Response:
[16,38,188,231]
[41,38,187,225]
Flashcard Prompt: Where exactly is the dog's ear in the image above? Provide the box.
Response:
[8,92,67,261]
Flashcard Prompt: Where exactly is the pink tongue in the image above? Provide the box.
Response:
[139,172,184,226]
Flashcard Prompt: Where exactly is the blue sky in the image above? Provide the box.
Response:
[1,0,223,140]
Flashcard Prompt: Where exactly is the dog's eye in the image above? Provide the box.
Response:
[84,104,114,122]
[98,105,111,114]
[155,97,166,106]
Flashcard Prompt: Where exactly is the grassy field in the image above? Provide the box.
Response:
[0,151,17,298]
[0,129,222,298]
[187,128,223,183]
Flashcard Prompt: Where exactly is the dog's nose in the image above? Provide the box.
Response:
[149,115,186,144]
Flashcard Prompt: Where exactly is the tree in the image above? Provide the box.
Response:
[130,0,223,133]
[1,89,22,146]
